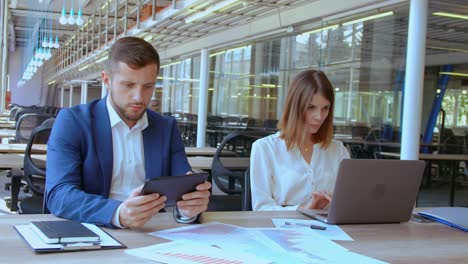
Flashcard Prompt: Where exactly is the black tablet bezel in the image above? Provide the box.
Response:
[140,173,209,207]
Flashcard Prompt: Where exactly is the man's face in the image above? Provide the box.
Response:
[102,62,158,127]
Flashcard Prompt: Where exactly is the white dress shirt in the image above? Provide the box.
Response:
[250,132,350,211]
[106,97,148,226]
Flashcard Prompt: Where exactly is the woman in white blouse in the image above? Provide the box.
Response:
[250,70,350,211]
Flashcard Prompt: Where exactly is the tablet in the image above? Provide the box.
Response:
[140,173,209,207]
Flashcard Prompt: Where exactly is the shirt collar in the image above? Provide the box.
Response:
[106,96,148,130]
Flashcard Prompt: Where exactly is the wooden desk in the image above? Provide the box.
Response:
[0,144,47,154]
[1,211,467,263]
[0,154,247,171]
[0,154,46,169]
[184,147,218,156]
[0,121,15,129]
[0,129,16,139]
[187,156,249,170]
[379,152,468,206]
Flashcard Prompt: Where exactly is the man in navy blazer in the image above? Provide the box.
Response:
[46,37,211,228]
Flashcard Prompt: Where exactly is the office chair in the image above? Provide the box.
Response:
[15,113,54,143]
[14,118,54,214]
[241,168,252,211]
[209,130,271,211]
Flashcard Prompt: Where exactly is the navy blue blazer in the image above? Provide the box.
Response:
[45,97,191,227]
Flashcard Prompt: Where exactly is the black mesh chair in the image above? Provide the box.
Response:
[241,168,252,211]
[9,106,21,121]
[263,119,278,132]
[15,113,54,143]
[209,130,271,211]
[10,118,54,214]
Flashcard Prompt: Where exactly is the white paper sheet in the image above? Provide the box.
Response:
[149,222,294,263]
[271,218,353,241]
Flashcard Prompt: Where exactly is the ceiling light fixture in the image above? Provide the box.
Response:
[343,11,394,26]
[303,24,339,35]
[433,12,468,20]
[185,0,240,23]
[439,72,468,77]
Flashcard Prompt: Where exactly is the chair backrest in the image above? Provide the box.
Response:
[439,128,462,154]
[242,167,252,211]
[263,119,278,131]
[15,113,54,143]
[20,118,55,214]
[211,130,272,195]
[9,106,20,121]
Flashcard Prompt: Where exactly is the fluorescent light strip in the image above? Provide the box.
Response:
[96,56,108,63]
[428,46,468,53]
[185,0,240,23]
[48,80,56,85]
[79,65,90,71]
[439,72,468,77]
[160,61,182,69]
[303,24,339,35]
[209,51,226,57]
[343,11,394,26]
[433,12,468,20]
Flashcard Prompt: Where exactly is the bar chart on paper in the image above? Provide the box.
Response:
[125,240,269,264]
[160,252,242,264]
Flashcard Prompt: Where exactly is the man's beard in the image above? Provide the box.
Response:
[110,93,145,122]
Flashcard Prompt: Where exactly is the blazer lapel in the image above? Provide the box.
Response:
[92,98,114,196]
[143,111,163,179]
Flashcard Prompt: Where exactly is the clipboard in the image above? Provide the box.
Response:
[14,222,126,253]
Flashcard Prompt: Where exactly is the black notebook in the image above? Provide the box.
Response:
[31,220,100,243]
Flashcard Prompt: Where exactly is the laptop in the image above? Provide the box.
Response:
[297,159,425,224]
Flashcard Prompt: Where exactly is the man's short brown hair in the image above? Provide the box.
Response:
[106,37,160,74]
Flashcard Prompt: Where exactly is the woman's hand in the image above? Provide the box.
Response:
[299,191,332,210]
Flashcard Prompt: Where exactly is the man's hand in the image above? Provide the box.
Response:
[299,191,332,210]
[177,181,211,218]
[119,185,167,228]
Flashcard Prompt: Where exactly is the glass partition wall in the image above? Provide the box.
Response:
[158,3,467,151]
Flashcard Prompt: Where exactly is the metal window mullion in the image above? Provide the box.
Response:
[91,10,95,52]
[98,3,102,48]
[137,0,141,29]
[124,0,128,36]
[105,0,109,46]
[114,0,118,42]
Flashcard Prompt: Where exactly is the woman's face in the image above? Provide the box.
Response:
[304,94,330,135]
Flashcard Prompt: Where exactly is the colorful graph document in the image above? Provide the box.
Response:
[143,222,387,264]
[149,222,291,263]
[125,240,268,264]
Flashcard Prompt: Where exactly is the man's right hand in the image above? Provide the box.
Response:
[119,185,167,228]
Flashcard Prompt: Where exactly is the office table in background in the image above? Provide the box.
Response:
[378,152,468,206]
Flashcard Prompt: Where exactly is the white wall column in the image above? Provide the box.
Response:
[196,48,209,148]
[401,0,428,160]
[69,85,74,107]
[81,81,88,104]
[60,86,64,107]
[0,1,9,114]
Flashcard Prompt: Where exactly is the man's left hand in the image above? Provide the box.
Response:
[177,181,211,218]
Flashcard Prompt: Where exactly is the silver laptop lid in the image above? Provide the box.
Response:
[326,159,425,224]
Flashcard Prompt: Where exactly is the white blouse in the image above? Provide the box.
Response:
[250,132,350,211]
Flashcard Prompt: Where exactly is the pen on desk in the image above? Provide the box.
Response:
[284,221,327,230]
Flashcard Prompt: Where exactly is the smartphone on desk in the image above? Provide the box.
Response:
[140,173,209,207]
